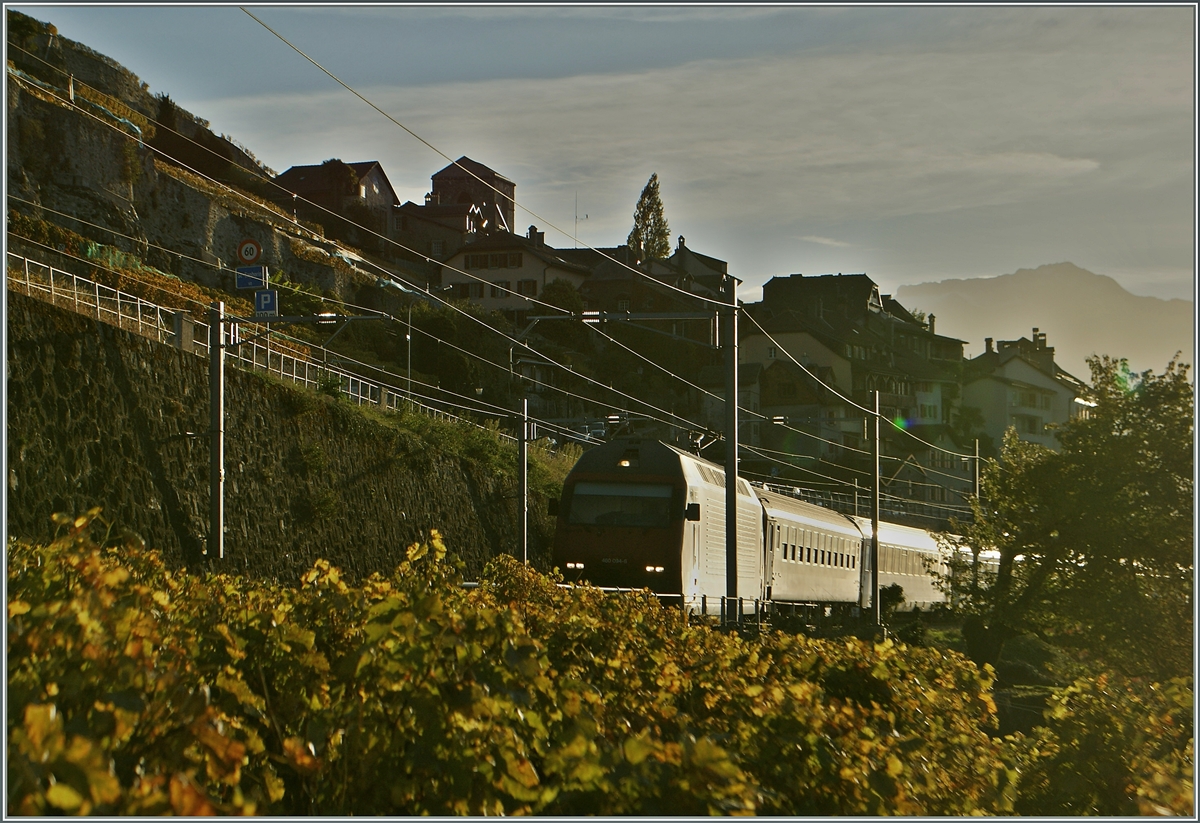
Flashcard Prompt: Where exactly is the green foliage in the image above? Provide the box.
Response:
[7,9,56,41]
[627,173,670,261]
[1013,673,1194,816]
[879,582,905,620]
[537,278,590,350]
[314,370,342,399]
[8,512,1047,816]
[948,356,1193,679]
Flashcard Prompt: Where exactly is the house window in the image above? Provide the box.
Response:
[453,282,485,300]
[517,279,538,297]
[490,280,511,298]
[465,254,487,270]
[1013,414,1043,435]
[1015,390,1039,408]
[617,298,631,312]
[508,253,522,268]
[768,346,777,359]
[359,184,366,198]
[431,240,443,256]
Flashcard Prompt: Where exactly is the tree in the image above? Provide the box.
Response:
[538,279,589,350]
[947,355,1193,680]
[627,173,670,262]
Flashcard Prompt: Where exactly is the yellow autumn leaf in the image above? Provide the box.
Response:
[8,600,31,618]
[99,567,129,588]
[45,782,84,811]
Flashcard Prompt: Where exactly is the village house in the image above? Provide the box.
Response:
[962,328,1090,452]
[429,156,516,234]
[739,272,973,510]
[275,159,399,243]
[438,226,593,325]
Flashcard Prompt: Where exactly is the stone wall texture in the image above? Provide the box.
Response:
[6,290,556,582]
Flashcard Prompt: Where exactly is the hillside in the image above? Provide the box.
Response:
[895,263,1194,380]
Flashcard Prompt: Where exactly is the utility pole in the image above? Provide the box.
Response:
[724,274,739,601]
[519,397,529,564]
[972,437,981,592]
[973,438,980,500]
[870,391,881,627]
[209,302,225,560]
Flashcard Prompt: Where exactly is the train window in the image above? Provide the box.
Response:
[567,482,674,527]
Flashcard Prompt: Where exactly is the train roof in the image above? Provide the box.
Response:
[755,490,863,537]
[849,516,940,552]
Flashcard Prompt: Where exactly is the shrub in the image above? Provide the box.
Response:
[1013,673,1194,816]
[11,511,1186,815]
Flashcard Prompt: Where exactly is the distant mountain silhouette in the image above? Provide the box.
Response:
[895,263,1194,381]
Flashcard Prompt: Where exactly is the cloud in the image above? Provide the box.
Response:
[201,7,1192,292]
[802,236,852,248]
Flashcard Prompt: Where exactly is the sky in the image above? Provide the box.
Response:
[14,4,1197,303]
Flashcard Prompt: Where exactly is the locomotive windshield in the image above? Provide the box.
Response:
[567,482,674,528]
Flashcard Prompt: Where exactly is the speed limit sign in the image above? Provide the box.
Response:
[237,239,262,265]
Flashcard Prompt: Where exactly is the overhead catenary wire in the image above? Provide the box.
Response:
[9,50,978,510]
[20,170,972,475]
[5,72,719,440]
[5,45,885,462]
[7,232,613,447]
[5,233,588,437]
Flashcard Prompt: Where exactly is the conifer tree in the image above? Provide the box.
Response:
[627,173,670,261]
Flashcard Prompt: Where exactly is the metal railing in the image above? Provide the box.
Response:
[8,252,176,343]
[6,252,512,440]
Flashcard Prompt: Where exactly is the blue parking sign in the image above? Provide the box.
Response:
[255,289,279,318]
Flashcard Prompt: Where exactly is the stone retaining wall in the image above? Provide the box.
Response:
[6,290,555,582]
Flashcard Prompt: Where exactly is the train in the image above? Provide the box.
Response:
[550,437,966,616]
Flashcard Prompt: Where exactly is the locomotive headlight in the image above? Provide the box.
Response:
[645,565,664,573]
